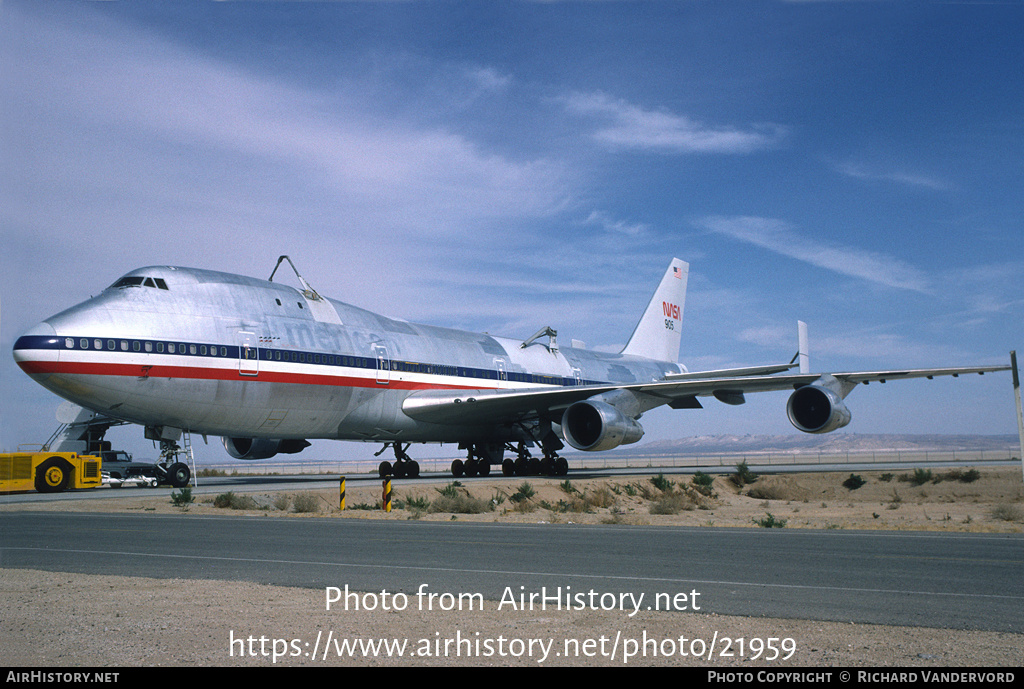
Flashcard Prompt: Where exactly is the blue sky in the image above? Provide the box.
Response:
[2,1,1022,460]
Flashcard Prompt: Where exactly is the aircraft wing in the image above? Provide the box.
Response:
[402,364,1009,426]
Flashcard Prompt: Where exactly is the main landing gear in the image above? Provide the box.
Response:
[451,442,567,479]
[374,440,568,479]
[376,443,420,479]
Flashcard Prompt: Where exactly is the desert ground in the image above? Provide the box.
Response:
[2,465,1022,667]
[14,464,1023,532]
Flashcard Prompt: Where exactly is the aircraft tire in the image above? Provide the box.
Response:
[554,457,568,476]
[378,461,393,478]
[502,459,515,476]
[514,456,528,476]
[407,461,420,478]
[450,459,464,478]
[478,461,491,477]
[35,458,72,493]
[167,462,191,488]
[393,462,407,479]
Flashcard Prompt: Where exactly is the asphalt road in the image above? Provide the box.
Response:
[1,511,1020,633]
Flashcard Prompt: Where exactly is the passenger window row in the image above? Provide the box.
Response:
[56,336,584,387]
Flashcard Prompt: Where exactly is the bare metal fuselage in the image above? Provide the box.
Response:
[14,266,680,447]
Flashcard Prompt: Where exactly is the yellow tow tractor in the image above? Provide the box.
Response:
[0,452,103,494]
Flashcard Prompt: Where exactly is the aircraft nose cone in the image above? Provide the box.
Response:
[13,321,59,381]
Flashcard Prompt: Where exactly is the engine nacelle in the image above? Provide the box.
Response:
[221,437,310,460]
[787,385,852,434]
[561,399,645,452]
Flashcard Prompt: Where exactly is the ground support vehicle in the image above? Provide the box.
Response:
[102,473,159,488]
[0,452,103,493]
[99,450,190,488]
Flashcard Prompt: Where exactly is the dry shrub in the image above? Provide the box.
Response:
[511,498,537,513]
[746,477,809,502]
[650,492,695,515]
[990,503,1024,523]
[213,492,257,510]
[430,493,494,514]
[583,486,616,509]
[292,493,320,513]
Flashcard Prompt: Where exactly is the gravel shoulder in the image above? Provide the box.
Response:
[2,466,1022,667]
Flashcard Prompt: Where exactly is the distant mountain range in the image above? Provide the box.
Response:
[630,434,1020,456]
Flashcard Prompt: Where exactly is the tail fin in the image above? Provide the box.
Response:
[620,258,688,362]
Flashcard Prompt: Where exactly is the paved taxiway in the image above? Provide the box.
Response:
[1,510,1020,633]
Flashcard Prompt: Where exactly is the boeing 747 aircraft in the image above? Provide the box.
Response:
[13,257,1009,483]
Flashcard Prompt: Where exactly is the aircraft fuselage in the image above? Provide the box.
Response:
[14,266,681,447]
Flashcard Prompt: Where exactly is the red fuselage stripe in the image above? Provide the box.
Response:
[16,359,491,392]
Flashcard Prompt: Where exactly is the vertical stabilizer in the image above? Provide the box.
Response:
[620,258,688,362]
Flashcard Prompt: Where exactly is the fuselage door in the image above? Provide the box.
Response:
[494,358,508,388]
[374,344,390,385]
[239,331,259,377]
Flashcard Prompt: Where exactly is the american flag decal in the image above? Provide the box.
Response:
[672,266,682,279]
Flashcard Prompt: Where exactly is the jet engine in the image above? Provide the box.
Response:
[561,399,644,452]
[786,385,852,434]
[221,437,311,460]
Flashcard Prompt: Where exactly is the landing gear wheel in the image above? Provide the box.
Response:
[35,458,71,493]
[406,460,420,478]
[451,459,465,478]
[553,457,568,476]
[167,462,191,488]
[378,460,393,478]
[502,459,515,476]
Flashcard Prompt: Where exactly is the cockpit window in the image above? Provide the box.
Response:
[110,276,170,290]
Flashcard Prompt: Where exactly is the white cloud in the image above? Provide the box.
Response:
[561,91,786,154]
[464,65,512,93]
[3,4,573,235]
[579,210,649,237]
[834,161,952,192]
[697,215,933,293]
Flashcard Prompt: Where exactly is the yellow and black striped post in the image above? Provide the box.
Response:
[382,477,392,512]
[339,476,346,511]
